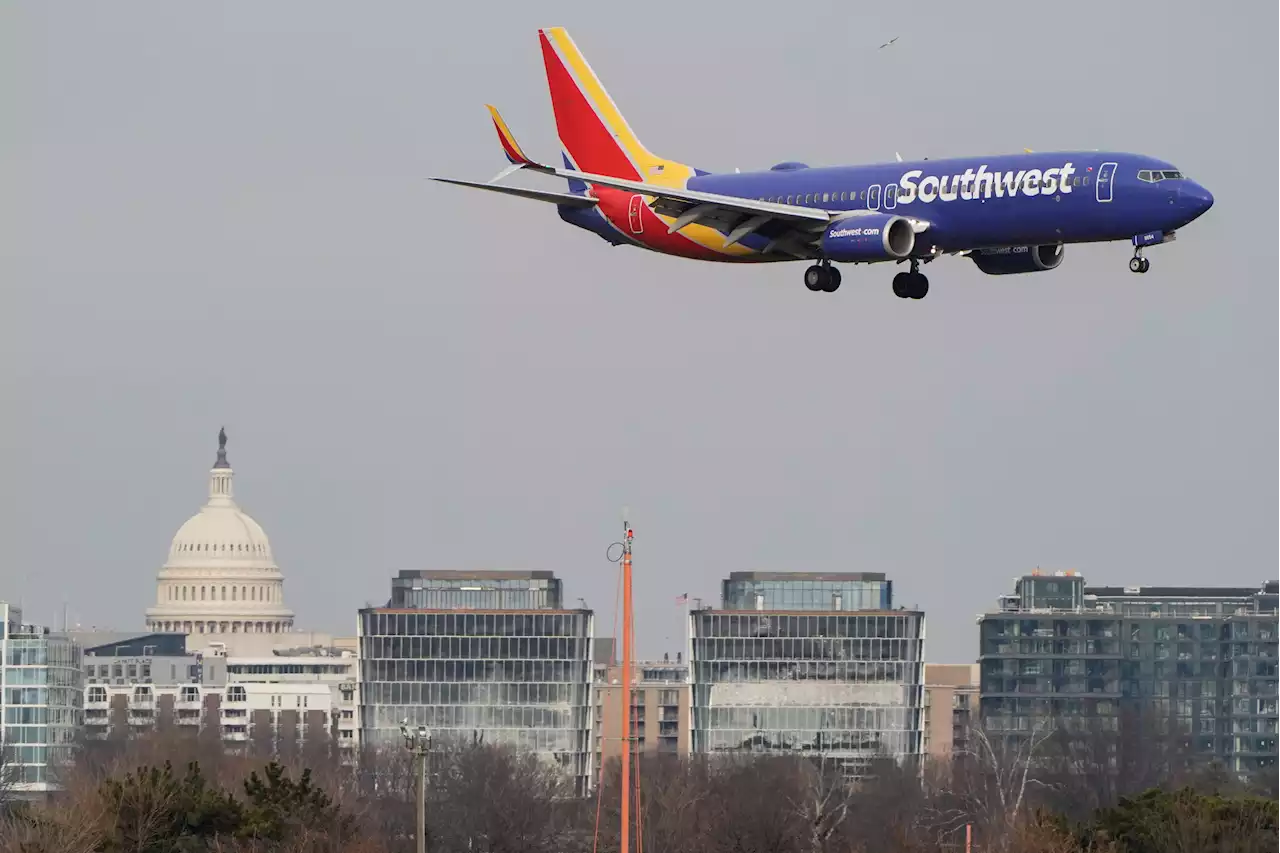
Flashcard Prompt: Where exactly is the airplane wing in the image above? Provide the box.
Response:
[431,106,844,259]
[431,177,599,209]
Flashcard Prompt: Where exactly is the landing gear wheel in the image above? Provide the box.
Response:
[1129,256,1149,274]
[1140,258,1150,273]
[821,266,842,293]
[804,264,827,292]
[893,271,929,299]
[892,272,910,298]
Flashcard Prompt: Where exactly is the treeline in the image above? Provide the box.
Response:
[0,726,1275,852]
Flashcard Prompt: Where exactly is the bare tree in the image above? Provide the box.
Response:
[922,721,1058,852]
[787,754,854,853]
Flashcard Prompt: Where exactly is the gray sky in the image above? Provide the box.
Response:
[3,1,1276,662]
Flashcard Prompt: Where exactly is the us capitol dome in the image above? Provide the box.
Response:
[144,429,296,648]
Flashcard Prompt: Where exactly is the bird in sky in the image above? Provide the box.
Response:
[879,36,899,49]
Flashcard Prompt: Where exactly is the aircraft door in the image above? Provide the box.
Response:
[1095,162,1117,203]
[628,195,645,233]
[883,183,898,209]
[867,185,881,211]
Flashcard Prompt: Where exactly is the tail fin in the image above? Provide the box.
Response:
[538,27,692,183]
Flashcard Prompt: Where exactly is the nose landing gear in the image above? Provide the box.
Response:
[1129,252,1150,274]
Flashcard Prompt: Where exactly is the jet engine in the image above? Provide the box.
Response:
[819,213,916,263]
[969,243,1065,275]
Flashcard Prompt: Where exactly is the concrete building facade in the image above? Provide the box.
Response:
[79,631,357,756]
[922,663,979,761]
[593,657,691,769]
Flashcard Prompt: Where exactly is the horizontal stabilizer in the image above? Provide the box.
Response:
[430,177,598,208]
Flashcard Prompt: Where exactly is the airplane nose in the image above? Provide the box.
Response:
[1184,182,1214,217]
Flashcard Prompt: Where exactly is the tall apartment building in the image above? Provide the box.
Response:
[357,570,596,794]
[978,572,1278,778]
[922,663,979,760]
[0,603,83,795]
[593,655,691,769]
[79,630,357,755]
[689,572,926,778]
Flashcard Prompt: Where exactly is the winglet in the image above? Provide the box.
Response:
[486,104,538,167]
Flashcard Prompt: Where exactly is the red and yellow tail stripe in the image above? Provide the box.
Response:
[537,27,755,259]
[487,104,535,166]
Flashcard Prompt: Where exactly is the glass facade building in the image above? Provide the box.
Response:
[0,603,84,794]
[690,573,925,778]
[358,571,595,794]
[979,574,1278,778]
[723,571,891,612]
[390,569,563,611]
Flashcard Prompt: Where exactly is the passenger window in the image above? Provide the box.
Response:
[787,195,793,204]
[822,192,830,203]
[840,191,847,201]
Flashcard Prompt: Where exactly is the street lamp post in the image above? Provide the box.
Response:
[400,720,432,853]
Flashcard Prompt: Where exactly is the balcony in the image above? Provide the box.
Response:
[222,730,249,742]
[176,698,203,711]
[127,714,156,727]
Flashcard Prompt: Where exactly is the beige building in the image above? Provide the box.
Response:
[82,644,358,757]
[593,657,691,768]
[922,662,979,760]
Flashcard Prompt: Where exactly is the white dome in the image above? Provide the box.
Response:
[145,431,295,646]
[166,499,275,568]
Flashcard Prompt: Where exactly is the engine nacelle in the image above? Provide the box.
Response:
[819,213,916,263]
[969,243,1065,275]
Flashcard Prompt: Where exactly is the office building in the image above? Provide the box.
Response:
[79,631,357,755]
[1,603,83,795]
[978,572,1278,778]
[922,663,979,760]
[593,655,691,768]
[689,572,926,778]
[357,570,596,794]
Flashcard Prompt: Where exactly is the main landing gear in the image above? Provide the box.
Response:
[892,260,929,299]
[1129,251,1150,274]
[804,262,842,293]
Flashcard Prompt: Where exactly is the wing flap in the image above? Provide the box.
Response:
[542,166,831,224]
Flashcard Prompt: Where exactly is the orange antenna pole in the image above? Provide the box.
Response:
[620,514,635,853]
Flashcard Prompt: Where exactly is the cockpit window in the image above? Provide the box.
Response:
[1138,169,1186,183]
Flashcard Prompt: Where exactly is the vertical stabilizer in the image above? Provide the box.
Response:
[538,27,692,185]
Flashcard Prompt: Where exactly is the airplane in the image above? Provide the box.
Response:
[433,27,1215,299]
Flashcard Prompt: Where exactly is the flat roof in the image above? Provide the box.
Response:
[394,570,558,581]
[725,572,888,582]
[691,608,920,616]
[1086,586,1262,598]
[360,608,591,615]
